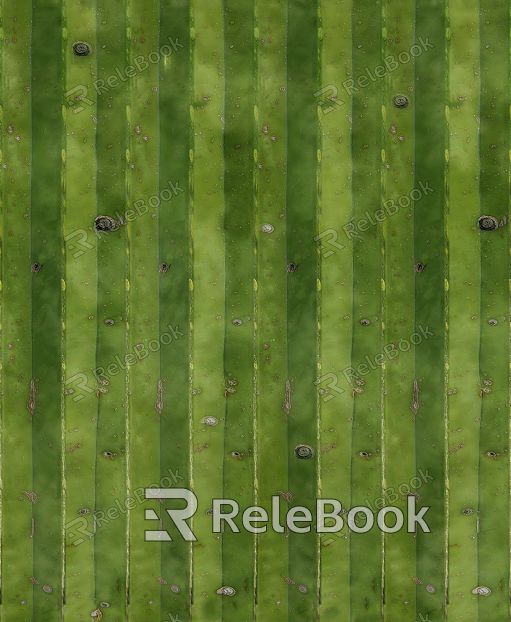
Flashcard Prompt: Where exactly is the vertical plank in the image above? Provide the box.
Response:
[350,1,383,619]
[382,0,416,618]
[477,1,510,618]
[317,0,353,618]
[126,0,161,617]
[189,0,225,618]
[158,1,192,620]
[254,0,289,618]
[63,0,98,617]
[446,0,481,617]
[0,0,34,618]
[222,0,256,619]
[415,0,448,618]
[94,0,128,616]
[31,0,64,617]
[287,0,319,618]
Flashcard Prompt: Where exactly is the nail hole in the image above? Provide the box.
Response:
[478,215,498,231]
[94,215,119,232]
[393,95,409,108]
[202,416,218,426]
[295,444,314,460]
[287,263,298,273]
[31,263,43,273]
[472,586,491,596]
[73,41,91,56]
[216,586,236,596]
[415,263,426,273]
[360,318,370,326]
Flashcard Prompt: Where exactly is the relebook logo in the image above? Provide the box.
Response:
[143,489,431,542]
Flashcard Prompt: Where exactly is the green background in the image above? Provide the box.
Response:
[0,0,509,620]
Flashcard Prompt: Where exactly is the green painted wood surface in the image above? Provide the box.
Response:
[0,1,509,620]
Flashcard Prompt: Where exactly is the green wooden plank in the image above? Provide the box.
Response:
[158,1,192,621]
[189,0,225,618]
[446,0,481,617]
[253,0,289,619]
[126,0,161,618]
[317,0,353,618]
[62,0,98,618]
[477,2,510,619]
[94,1,128,617]
[31,1,64,617]
[287,0,319,619]
[0,1,34,618]
[222,1,256,620]
[350,1,383,619]
[382,0,416,618]
[414,0,448,619]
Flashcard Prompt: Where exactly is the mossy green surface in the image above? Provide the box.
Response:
[0,1,509,620]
